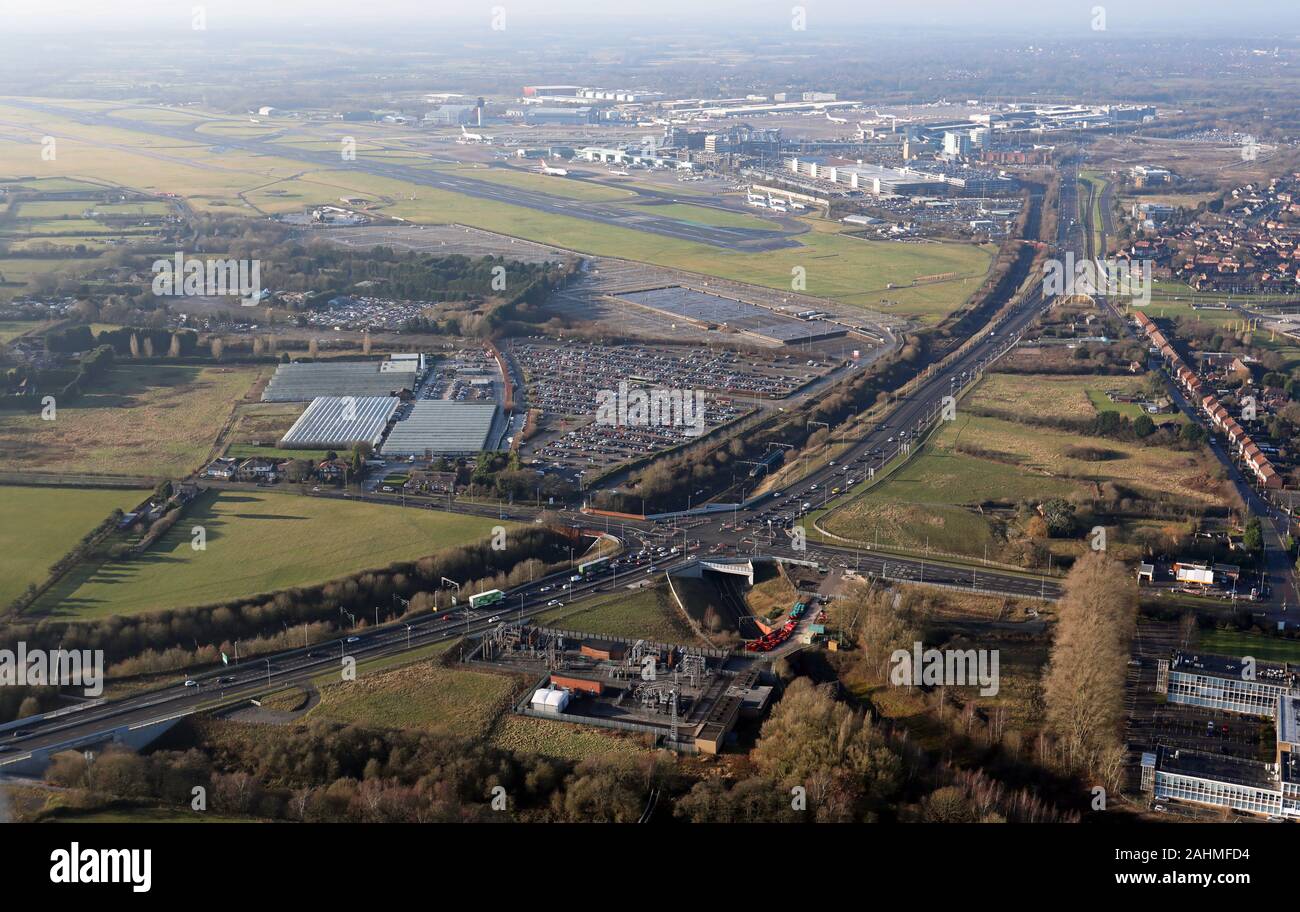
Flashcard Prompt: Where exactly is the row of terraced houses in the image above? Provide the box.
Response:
[1134,311,1283,489]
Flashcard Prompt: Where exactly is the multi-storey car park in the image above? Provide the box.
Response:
[614,286,848,346]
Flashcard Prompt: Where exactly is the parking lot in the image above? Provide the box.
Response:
[512,338,835,474]
[291,294,436,332]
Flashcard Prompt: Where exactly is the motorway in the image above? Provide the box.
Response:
[0,562,649,767]
[0,98,800,253]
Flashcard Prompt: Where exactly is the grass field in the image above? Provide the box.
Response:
[34,490,516,618]
[225,444,333,462]
[309,659,518,737]
[0,485,145,607]
[968,372,1156,423]
[39,806,251,823]
[531,583,701,643]
[822,487,1007,557]
[1198,629,1300,664]
[0,319,51,342]
[819,368,1225,560]
[283,636,644,758]
[457,167,635,202]
[0,256,101,301]
[962,371,1183,425]
[0,363,260,478]
[939,412,1222,504]
[0,177,112,193]
[746,564,800,619]
[489,715,651,760]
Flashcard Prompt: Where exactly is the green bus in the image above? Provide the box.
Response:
[469,589,505,610]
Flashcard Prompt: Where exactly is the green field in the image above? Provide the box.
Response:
[532,583,700,643]
[0,319,51,342]
[34,490,517,618]
[1198,629,1300,664]
[818,451,1046,556]
[309,659,517,737]
[0,256,101,301]
[0,363,261,478]
[0,485,145,607]
[0,177,111,193]
[618,201,775,229]
[818,368,1224,559]
[224,444,333,463]
[489,715,650,761]
[38,805,252,823]
[13,200,91,218]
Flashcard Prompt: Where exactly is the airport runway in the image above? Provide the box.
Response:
[2,98,802,253]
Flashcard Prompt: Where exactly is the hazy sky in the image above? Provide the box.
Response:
[5,0,1299,34]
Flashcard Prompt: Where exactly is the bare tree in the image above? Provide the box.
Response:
[1042,552,1138,772]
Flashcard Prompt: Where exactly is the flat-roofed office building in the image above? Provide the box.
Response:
[1156,651,1297,718]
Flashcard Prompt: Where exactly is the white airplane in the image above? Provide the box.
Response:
[825,113,848,124]
[457,125,494,144]
[538,165,569,176]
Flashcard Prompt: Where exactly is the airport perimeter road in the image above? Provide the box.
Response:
[1,99,800,253]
